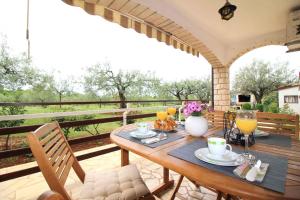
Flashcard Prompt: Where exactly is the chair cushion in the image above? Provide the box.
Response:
[79,164,150,200]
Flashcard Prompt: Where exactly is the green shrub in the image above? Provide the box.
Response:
[279,104,295,114]
[0,105,26,150]
[255,103,264,112]
[262,92,278,106]
[242,103,252,110]
[267,102,279,113]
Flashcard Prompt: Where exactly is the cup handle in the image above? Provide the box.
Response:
[226,144,232,152]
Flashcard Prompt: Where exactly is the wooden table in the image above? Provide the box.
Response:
[110,124,300,200]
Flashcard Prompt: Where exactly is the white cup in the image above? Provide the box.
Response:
[207,137,232,156]
[137,122,149,134]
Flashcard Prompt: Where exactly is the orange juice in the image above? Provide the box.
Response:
[236,118,257,135]
[167,107,176,115]
[157,111,168,121]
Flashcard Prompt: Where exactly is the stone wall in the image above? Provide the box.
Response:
[213,66,230,111]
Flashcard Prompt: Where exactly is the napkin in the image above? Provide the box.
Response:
[141,137,160,144]
[233,162,269,182]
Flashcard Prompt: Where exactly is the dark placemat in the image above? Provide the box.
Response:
[214,130,291,147]
[255,134,291,147]
[168,140,288,193]
[115,130,184,148]
[178,123,214,130]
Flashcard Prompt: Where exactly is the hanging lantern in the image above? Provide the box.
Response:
[218,0,237,21]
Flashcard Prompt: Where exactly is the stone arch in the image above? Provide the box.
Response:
[227,42,285,68]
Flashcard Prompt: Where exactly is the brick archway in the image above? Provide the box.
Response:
[227,43,285,68]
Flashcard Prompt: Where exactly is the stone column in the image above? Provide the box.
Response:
[213,66,230,111]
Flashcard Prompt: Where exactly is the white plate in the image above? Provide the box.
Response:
[194,148,243,166]
[130,130,157,139]
[205,150,238,162]
[254,130,270,137]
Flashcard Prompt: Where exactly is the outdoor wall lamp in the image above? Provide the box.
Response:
[218,0,237,20]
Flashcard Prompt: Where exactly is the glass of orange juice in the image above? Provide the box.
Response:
[167,107,176,116]
[236,110,257,161]
[156,111,168,138]
[157,111,168,121]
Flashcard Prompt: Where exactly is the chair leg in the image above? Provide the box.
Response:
[216,191,223,200]
[217,192,239,200]
[186,177,200,189]
[170,175,184,200]
[225,194,238,200]
[142,193,156,200]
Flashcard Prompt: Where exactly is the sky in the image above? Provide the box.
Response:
[0,0,299,89]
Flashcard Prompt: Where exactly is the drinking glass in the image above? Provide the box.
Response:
[167,107,176,116]
[236,110,257,162]
[156,111,168,138]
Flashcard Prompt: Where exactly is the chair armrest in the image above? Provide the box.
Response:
[37,191,65,200]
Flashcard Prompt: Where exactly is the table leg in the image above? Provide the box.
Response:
[170,175,184,200]
[121,148,129,166]
[163,167,169,183]
[151,167,174,196]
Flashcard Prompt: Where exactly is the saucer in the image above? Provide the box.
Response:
[130,130,157,139]
[194,148,243,166]
[254,130,270,137]
[205,150,238,162]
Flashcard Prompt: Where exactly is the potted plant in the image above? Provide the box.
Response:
[183,101,210,136]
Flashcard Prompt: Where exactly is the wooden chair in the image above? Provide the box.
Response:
[256,112,299,139]
[206,110,225,128]
[27,122,154,200]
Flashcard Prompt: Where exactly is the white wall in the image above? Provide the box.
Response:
[278,87,300,114]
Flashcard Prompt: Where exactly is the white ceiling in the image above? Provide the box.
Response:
[135,0,300,65]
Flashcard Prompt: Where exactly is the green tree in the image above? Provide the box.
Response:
[194,78,211,102]
[53,77,74,107]
[163,78,211,101]
[233,60,296,103]
[84,62,156,108]
[162,81,185,101]
[22,71,56,103]
[0,38,32,91]
[181,80,197,100]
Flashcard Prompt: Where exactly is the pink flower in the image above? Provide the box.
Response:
[183,108,189,116]
[183,101,210,117]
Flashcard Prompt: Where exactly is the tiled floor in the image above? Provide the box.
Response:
[0,144,217,200]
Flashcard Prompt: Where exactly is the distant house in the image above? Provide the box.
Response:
[278,84,300,114]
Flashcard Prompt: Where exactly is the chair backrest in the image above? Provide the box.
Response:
[27,122,85,200]
[256,112,299,139]
[205,110,225,127]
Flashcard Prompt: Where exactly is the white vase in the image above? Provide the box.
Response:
[185,116,208,137]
